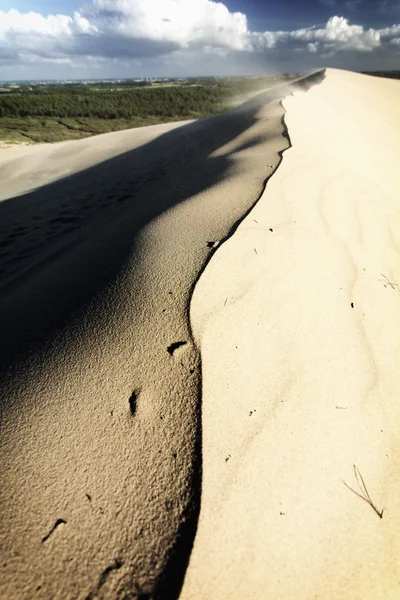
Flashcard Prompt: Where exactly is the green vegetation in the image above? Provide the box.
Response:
[0,75,299,144]
[0,115,178,144]
[361,70,400,80]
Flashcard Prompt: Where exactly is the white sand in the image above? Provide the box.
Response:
[181,69,400,599]
[0,82,300,598]
[3,69,396,599]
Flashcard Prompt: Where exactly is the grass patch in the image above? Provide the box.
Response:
[0,115,196,144]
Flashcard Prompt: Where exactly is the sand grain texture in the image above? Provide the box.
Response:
[0,79,325,599]
[181,69,400,599]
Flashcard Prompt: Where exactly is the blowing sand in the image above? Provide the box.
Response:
[1,68,398,600]
[0,77,325,599]
[181,69,400,599]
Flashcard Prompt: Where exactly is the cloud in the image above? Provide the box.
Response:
[307,43,319,53]
[252,16,381,53]
[0,0,252,69]
[0,0,399,76]
[80,0,251,51]
[295,16,381,51]
[379,23,400,37]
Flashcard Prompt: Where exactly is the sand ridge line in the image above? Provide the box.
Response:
[0,76,318,599]
[181,69,400,600]
[183,71,326,334]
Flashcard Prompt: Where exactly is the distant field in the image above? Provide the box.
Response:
[0,75,298,144]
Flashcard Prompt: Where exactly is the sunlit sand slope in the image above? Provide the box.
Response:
[181,69,400,600]
[0,75,323,599]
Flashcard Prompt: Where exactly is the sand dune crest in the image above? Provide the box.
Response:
[181,69,400,600]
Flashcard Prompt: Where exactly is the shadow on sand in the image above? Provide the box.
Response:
[0,70,324,600]
[0,71,324,371]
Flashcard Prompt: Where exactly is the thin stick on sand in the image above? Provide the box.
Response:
[343,465,384,519]
[379,273,399,292]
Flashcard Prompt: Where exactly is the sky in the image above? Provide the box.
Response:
[0,0,399,80]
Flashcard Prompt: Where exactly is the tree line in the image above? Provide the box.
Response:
[0,87,233,120]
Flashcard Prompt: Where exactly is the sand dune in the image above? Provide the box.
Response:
[0,121,193,202]
[0,75,322,599]
[0,76,319,203]
[2,68,397,600]
[181,69,400,599]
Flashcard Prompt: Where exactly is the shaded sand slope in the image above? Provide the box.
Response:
[0,121,193,202]
[0,76,321,203]
[181,69,400,599]
[0,73,323,599]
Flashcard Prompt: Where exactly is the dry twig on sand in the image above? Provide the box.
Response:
[379,273,399,292]
[343,465,384,519]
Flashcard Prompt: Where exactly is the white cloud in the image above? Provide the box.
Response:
[253,16,382,53]
[0,1,399,75]
[0,8,95,38]
[307,43,319,53]
[81,0,251,50]
[379,23,400,37]
[293,16,381,51]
